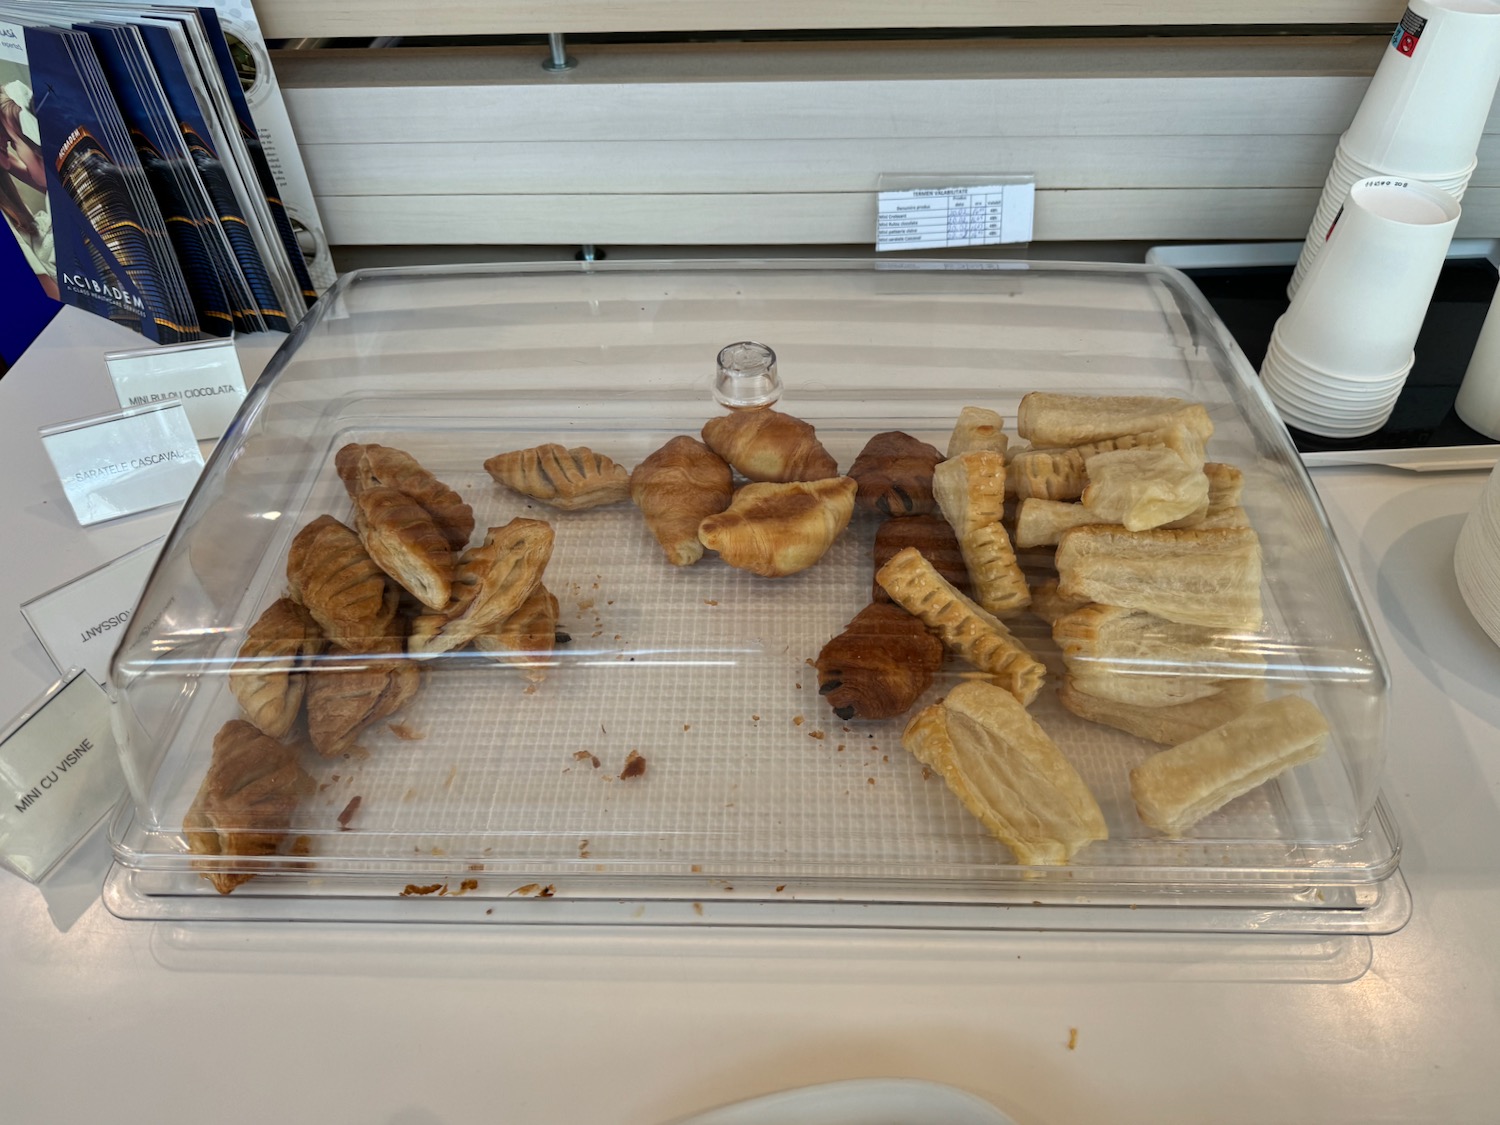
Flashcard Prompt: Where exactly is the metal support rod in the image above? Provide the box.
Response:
[542,33,576,72]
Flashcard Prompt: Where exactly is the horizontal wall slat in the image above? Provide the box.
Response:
[257,1,1410,40]
[316,188,1500,245]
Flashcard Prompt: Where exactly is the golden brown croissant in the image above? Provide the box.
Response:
[230,598,326,740]
[630,435,734,566]
[847,431,943,517]
[409,518,556,655]
[697,477,856,578]
[815,602,944,721]
[352,484,455,610]
[484,444,630,510]
[700,408,839,483]
[305,645,422,757]
[286,515,400,649]
[872,514,970,602]
[183,719,315,894]
[335,443,474,552]
[471,584,562,683]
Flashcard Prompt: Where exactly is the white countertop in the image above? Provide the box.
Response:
[2,308,1499,1124]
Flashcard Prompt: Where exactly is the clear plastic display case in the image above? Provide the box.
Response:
[102,260,1406,931]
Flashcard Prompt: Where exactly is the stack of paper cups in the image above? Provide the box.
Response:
[1455,283,1500,440]
[1262,177,1460,438]
[1290,0,1500,298]
[1455,460,1500,649]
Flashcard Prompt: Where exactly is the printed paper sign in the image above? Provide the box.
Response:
[21,539,163,686]
[0,671,125,882]
[40,402,205,526]
[106,338,248,441]
[876,183,1036,252]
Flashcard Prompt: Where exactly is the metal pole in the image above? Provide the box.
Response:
[542,33,576,72]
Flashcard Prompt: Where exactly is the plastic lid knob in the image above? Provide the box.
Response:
[714,341,782,409]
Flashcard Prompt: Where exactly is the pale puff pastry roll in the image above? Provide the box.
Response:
[1129,695,1330,836]
[1013,498,1108,549]
[1016,392,1214,448]
[947,406,1008,459]
[1080,448,1210,533]
[1058,674,1267,747]
[932,451,1030,616]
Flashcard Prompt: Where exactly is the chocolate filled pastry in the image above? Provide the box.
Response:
[304,644,422,757]
[847,431,943,516]
[230,598,326,740]
[872,515,969,602]
[335,443,474,552]
[353,484,455,610]
[630,435,734,566]
[697,477,856,578]
[409,517,556,655]
[184,719,315,894]
[471,584,561,683]
[286,514,400,649]
[484,444,631,510]
[700,408,839,483]
[815,602,944,721]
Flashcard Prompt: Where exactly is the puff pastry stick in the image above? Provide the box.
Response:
[471,584,561,683]
[876,546,1045,706]
[1130,695,1329,836]
[947,406,1008,458]
[353,484,455,610]
[872,515,970,602]
[409,518,556,655]
[1052,604,1266,680]
[184,720,315,894]
[847,430,943,516]
[1027,577,1091,626]
[932,451,1029,615]
[1081,448,1210,532]
[484,444,631,510]
[335,442,474,552]
[1017,392,1214,447]
[230,598,327,740]
[1013,499,1108,549]
[903,682,1107,865]
[700,408,839,483]
[815,602,944,721]
[697,477,856,578]
[630,435,733,566]
[1058,674,1267,746]
[1055,525,1263,631]
[305,646,422,757]
[286,514,400,649]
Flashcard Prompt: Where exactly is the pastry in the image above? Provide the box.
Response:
[305,645,422,757]
[353,484,454,610]
[471,584,561,683]
[1017,392,1214,447]
[409,518,556,655]
[947,406,1008,458]
[630,435,733,566]
[230,598,327,740]
[697,477,856,578]
[815,602,944,721]
[184,719,315,894]
[1013,498,1107,548]
[700,408,839,483]
[1027,577,1091,626]
[1080,448,1210,532]
[875,546,1045,706]
[932,451,1029,616]
[286,515,400,649]
[902,682,1107,865]
[335,443,474,552]
[1052,603,1266,680]
[1058,674,1267,746]
[1055,525,1263,631]
[847,430,943,516]
[484,443,631,510]
[1007,448,1089,502]
[872,515,970,602]
[1130,695,1330,835]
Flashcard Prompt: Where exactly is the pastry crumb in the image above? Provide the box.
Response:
[690,864,702,873]
[578,839,591,858]
[1067,1028,1078,1051]
[538,884,556,898]
[682,723,691,731]
[792,715,805,726]
[867,777,876,785]
[577,598,595,612]
[837,744,846,752]
[511,883,542,897]
[804,657,816,668]
[431,846,446,856]
[387,721,425,741]
[468,863,485,872]
[485,908,494,915]
[401,883,444,896]
[337,795,361,829]
[620,750,648,780]
[691,902,703,916]
[703,599,718,606]
[922,766,934,780]
[751,714,760,722]
[775,884,786,893]
[808,730,826,740]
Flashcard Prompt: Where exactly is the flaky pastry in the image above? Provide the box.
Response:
[286,514,399,649]
[230,598,327,740]
[815,602,944,721]
[872,515,970,602]
[947,406,1008,458]
[1081,448,1210,532]
[932,451,1029,615]
[630,436,733,566]
[335,442,474,552]
[409,518,556,655]
[1058,674,1267,746]
[484,444,631,511]
[700,408,839,483]
[697,477,856,578]
[471,584,561,683]
[353,484,455,610]
[1017,392,1214,447]
[305,645,422,757]
[847,431,943,516]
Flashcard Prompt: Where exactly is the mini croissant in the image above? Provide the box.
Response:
[409,518,556,655]
[335,443,474,552]
[847,431,943,517]
[184,719,315,894]
[630,435,733,566]
[700,408,839,483]
[697,477,856,578]
[484,444,630,510]
[230,598,326,739]
[815,602,944,721]
[286,515,399,649]
[352,484,455,610]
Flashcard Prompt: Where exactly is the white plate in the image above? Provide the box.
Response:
[666,1079,1018,1125]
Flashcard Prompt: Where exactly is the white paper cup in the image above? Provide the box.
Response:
[1277,178,1459,374]
[1455,284,1500,439]
[1342,0,1500,176]
[1454,461,1500,649]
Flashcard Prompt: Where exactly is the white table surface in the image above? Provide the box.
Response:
[2,307,1499,1125]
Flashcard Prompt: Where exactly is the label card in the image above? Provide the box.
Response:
[21,539,163,686]
[876,182,1036,252]
[40,402,205,526]
[106,338,248,441]
[0,671,126,882]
